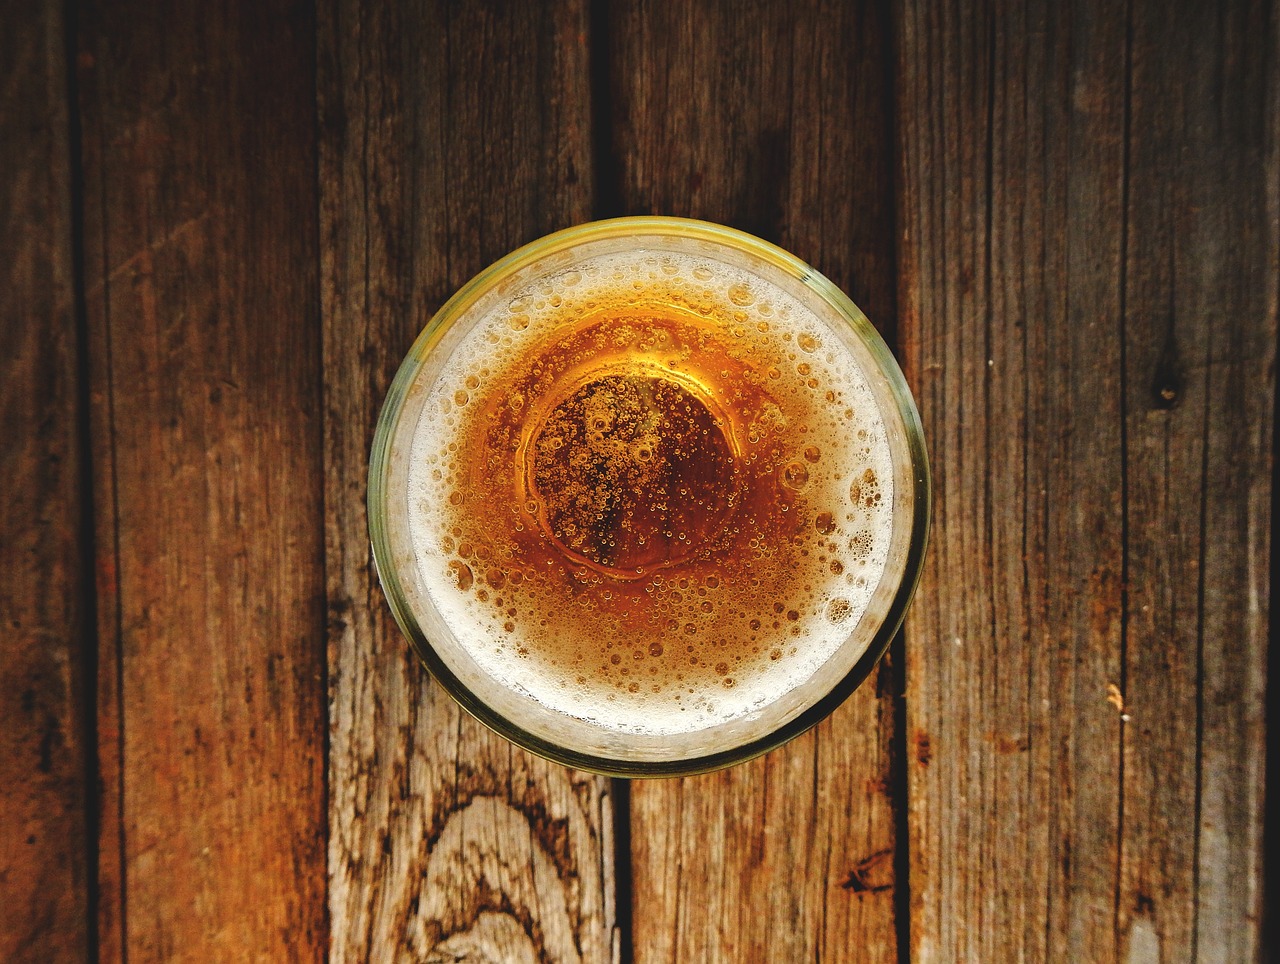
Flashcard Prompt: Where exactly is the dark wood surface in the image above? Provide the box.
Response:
[1,0,1274,961]
[897,1,1274,959]
[1,1,91,959]
[75,0,328,958]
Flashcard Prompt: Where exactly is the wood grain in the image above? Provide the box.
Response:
[605,1,904,959]
[1117,2,1274,959]
[895,0,1275,960]
[75,0,328,958]
[0,1,92,960]
[317,1,616,960]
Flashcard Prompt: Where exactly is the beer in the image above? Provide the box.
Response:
[403,244,897,737]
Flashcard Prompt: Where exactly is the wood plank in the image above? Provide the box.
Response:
[895,0,1275,959]
[1117,1,1274,959]
[0,1,92,960]
[75,0,328,958]
[317,1,616,960]
[606,1,904,959]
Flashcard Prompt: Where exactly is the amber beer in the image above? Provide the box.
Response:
[371,219,928,774]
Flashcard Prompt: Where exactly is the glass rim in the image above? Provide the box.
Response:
[368,216,931,778]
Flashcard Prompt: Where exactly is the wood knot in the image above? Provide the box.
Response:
[1151,335,1184,411]
[840,849,893,895]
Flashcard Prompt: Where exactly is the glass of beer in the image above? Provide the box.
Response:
[369,217,929,776]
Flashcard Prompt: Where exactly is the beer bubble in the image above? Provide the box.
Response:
[649,642,664,657]
[798,333,819,353]
[804,445,821,463]
[849,467,882,508]
[782,462,810,489]
[815,512,836,535]
[454,390,469,406]
[727,283,754,307]
[448,560,474,591]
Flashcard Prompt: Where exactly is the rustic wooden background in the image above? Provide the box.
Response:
[2,0,1275,960]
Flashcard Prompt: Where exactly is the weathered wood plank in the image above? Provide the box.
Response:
[0,1,92,960]
[75,0,328,958]
[317,1,616,960]
[606,1,904,959]
[895,0,1275,960]
[1117,1,1274,959]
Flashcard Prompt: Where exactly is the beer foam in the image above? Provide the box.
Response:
[404,246,895,736]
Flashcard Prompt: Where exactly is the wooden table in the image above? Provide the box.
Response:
[3,0,1274,960]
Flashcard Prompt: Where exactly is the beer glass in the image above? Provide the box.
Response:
[369,217,929,776]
